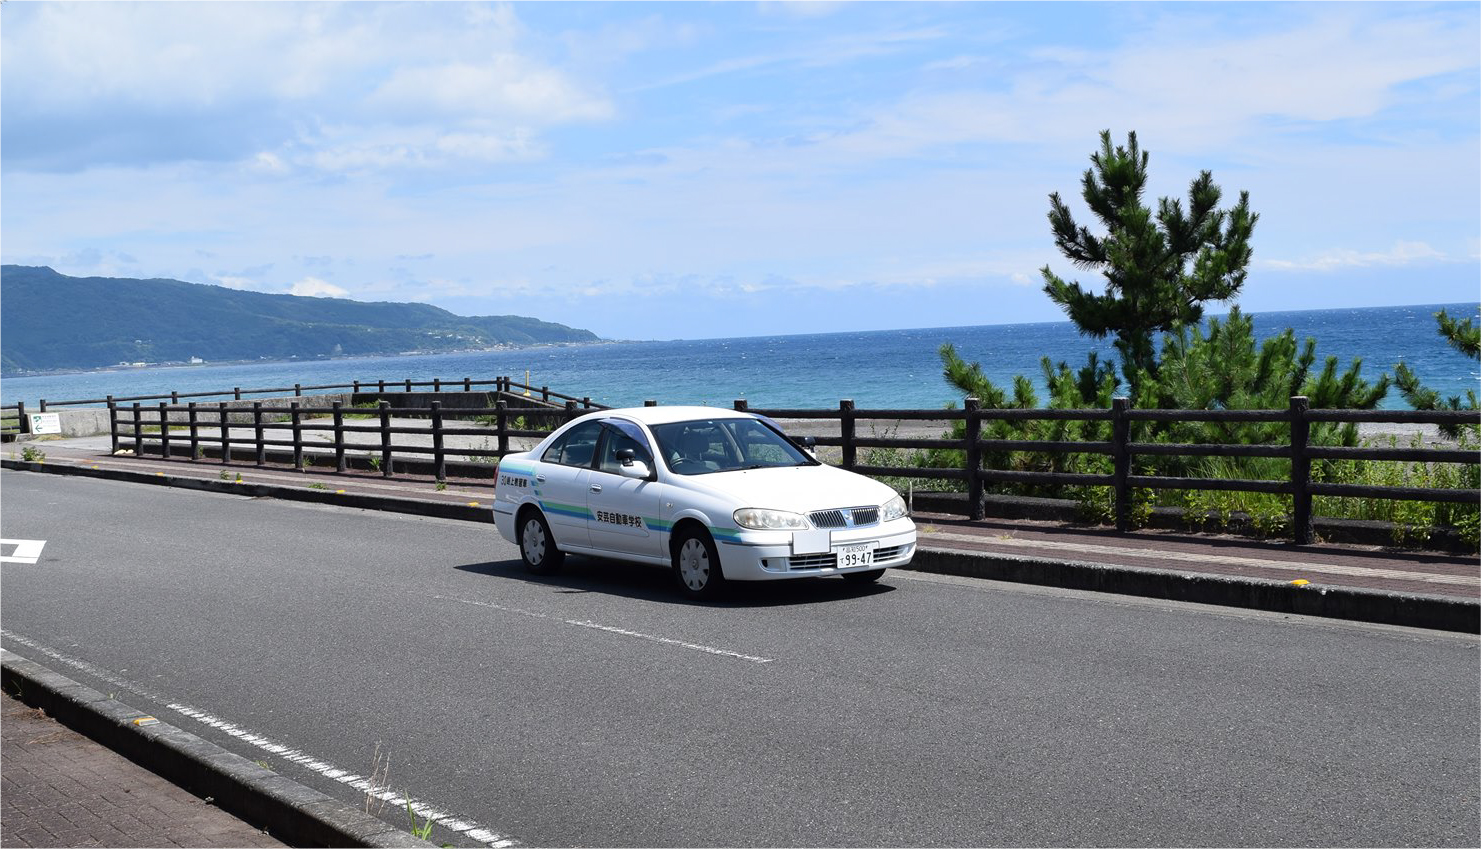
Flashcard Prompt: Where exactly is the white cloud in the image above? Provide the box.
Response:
[1,2,610,173]
[370,59,613,123]
[291,277,349,298]
[1262,241,1449,273]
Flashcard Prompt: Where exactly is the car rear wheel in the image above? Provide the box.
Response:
[518,510,564,574]
[673,528,725,599]
[841,568,885,583]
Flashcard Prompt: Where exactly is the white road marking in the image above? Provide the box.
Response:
[919,531,1481,588]
[0,629,516,848]
[434,595,776,664]
[0,539,46,565]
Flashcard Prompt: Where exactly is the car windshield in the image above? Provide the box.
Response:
[650,418,814,476]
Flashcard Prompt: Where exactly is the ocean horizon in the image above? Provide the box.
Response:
[3,301,1476,412]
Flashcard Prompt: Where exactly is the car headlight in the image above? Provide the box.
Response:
[733,508,810,530]
[881,495,908,522]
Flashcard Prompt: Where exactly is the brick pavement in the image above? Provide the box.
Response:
[1,692,284,849]
[914,512,1481,600]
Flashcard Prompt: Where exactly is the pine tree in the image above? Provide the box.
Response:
[1395,306,1480,439]
[1040,130,1258,398]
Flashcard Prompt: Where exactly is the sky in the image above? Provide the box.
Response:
[2,1,1478,342]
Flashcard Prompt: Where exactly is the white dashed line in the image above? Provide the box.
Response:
[434,595,776,664]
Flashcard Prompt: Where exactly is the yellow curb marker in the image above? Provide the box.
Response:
[467,501,480,507]
[1291,579,1311,586]
[132,717,159,726]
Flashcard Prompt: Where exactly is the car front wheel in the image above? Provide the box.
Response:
[673,529,725,599]
[518,510,564,574]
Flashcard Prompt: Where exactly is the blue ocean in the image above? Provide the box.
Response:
[3,303,1476,411]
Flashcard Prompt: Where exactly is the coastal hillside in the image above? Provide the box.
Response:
[0,265,599,374]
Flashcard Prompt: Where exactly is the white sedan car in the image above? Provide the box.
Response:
[492,406,917,598]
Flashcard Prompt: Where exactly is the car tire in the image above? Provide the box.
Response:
[517,510,564,574]
[841,568,885,584]
[672,528,725,599]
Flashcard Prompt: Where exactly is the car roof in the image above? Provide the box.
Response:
[581,405,757,427]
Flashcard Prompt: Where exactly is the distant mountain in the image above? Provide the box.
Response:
[0,265,600,374]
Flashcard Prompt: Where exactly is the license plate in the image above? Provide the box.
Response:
[834,543,876,568]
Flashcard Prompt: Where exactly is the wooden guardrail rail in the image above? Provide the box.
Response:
[106,390,1479,546]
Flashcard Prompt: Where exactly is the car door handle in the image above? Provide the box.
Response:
[535,474,546,483]
[590,484,602,493]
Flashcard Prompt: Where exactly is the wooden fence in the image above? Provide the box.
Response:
[104,387,1478,546]
[2,375,605,414]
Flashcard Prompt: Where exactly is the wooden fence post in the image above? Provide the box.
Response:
[16,402,27,435]
[464,377,472,393]
[188,402,200,461]
[133,404,143,456]
[1112,396,1131,532]
[253,402,266,466]
[431,401,446,482]
[218,402,231,464]
[496,400,509,456]
[564,400,578,422]
[965,397,983,520]
[158,402,172,460]
[434,378,442,392]
[1291,395,1313,545]
[733,400,748,411]
[234,387,242,401]
[291,402,304,471]
[333,401,347,472]
[840,400,857,469]
[107,400,119,455]
[379,401,393,477]
[645,400,657,407]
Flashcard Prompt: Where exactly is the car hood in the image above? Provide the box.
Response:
[677,464,899,513]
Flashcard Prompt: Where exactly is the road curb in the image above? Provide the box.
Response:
[7,458,1476,633]
[0,458,493,523]
[0,649,434,849]
[909,548,1480,633]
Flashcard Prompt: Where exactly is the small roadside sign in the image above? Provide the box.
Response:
[28,413,61,435]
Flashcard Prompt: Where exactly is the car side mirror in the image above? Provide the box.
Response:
[618,459,652,480]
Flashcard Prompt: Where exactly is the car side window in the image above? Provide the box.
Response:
[598,425,654,475]
[540,420,603,468]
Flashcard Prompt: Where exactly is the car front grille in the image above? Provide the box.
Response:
[808,506,881,529]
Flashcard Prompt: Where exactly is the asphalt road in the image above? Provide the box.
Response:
[2,470,1477,848]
